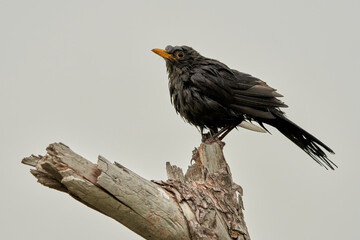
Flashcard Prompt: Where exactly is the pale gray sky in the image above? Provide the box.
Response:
[1,1,359,239]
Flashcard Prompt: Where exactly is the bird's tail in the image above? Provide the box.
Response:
[262,109,336,170]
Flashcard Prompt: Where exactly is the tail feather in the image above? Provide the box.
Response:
[264,109,336,170]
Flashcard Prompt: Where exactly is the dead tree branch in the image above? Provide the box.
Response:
[22,142,250,240]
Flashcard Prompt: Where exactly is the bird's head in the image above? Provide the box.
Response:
[152,45,202,74]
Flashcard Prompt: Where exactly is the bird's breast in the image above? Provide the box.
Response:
[168,74,237,129]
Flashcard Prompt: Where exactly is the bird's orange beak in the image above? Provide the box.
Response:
[152,48,175,61]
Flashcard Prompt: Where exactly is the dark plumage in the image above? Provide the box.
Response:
[152,45,336,169]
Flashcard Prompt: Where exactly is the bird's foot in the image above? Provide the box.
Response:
[201,132,212,142]
[204,137,218,144]
[202,130,225,145]
[202,126,231,144]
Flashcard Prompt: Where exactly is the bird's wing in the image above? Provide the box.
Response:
[230,69,286,106]
[190,63,287,119]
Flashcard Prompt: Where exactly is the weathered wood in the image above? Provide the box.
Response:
[97,156,191,239]
[22,143,191,240]
[22,141,250,240]
[166,162,185,181]
[162,141,250,240]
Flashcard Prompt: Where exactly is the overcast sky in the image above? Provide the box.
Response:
[1,1,359,240]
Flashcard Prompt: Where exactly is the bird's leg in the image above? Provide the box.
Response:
[199,126,204,135]
[200,127,214,142]
[211,127,228,139]
[201,134,209,142]
[200,127,207,142]
[204,127,228,144]
[218,124,237,140]
[194,125,236,163]
[204,124,237,144]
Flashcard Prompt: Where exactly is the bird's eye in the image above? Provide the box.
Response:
[176,51,185,59]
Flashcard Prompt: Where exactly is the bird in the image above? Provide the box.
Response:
[152,45,336,170]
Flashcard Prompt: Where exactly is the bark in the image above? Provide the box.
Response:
[22,141,250,240]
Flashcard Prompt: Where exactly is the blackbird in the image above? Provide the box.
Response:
[152,45,336,170]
